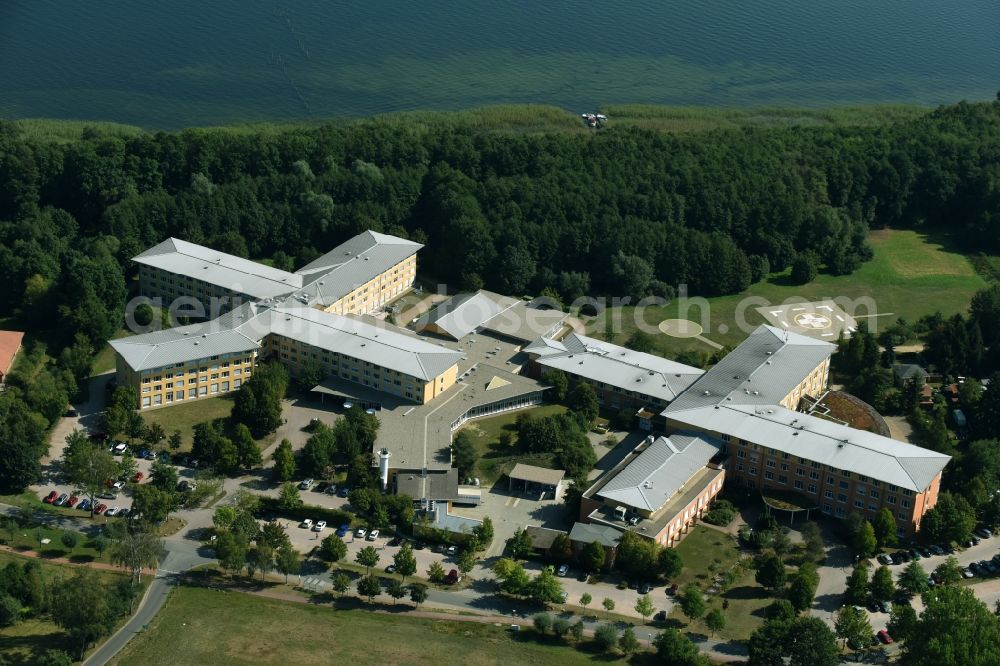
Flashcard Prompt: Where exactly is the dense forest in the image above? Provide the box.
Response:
[1,100,999,494]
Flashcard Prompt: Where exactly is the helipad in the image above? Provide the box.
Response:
[755,300,858,341]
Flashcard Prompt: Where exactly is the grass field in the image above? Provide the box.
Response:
[669,526,768,641]
[0,551,136,665]
[139,396,237,450]
[0,518,110,563]
[602,230,990,359]
[111,586,619,666]
[456,405,568,484]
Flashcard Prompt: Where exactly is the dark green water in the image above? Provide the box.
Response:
[1,0,998,129]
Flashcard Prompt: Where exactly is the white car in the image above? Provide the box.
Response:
[557,564,569,577]
[355,528,367,539]
[112,481,125,491]
[312,520,327,532]
[446,545,457,556]
[366,529,379,541]
[300,519,314,529]
[105,507,119,517]
[299,478,314,491]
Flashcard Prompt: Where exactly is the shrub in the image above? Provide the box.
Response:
[533,613,552,634]
[703,499,738,526]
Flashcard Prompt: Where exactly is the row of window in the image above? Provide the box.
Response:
[734,462,912,509]
[140,379,241,407]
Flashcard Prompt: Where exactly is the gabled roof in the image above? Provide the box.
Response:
[267,307,461,381]
[109,303,267,372]
[666,403,950,492]
[133,238,302,300]
[293,231,422,307]
[597,434,722,512]
[665,325,834,412]
[528,333,704,403]
[569,522,622,548]
[892,363,929,382]
[417,290,518,340]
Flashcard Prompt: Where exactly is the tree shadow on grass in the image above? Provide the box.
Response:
[724,585,768,601]
[39,548,67,559]
[69,553,95,564]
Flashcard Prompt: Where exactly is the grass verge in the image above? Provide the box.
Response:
[456,404,568,484]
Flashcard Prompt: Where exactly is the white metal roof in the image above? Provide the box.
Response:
[598,434,722,512]
[293,231,422,307]
[667,403,950,492]
[267,306,462,381]
[417,290,518,340]
[529,333,704,403]
[133,238,303,300]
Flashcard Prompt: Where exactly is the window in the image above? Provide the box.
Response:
[764,471,774,480]
[796,468,804,476]
[827,476,835,485]
[870,490,880,499]
[221,381,230,391]
[766,460,775,468]
[737,450,746,459]
[736,463,744,472]
[199,386,207,396]
[778,475,787,485]
[794,480,803,490]
[837,493,847,503]
[898,512,908,521]
[188,388,197,398]
[869,503,879,511]
[887,495,896,505]
[808,484,817,494]
[825,490,833,499]
[749,467,757,475]
[809,471,820,480]
[901,499,911,508]
[854,500,864,509]
[839,480,849,489]
[142,397,151,407]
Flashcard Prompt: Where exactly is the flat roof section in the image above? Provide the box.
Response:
[508,463,566,487]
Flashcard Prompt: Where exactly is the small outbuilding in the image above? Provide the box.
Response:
[507,463,566,502]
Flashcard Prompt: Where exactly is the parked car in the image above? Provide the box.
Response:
[962,567,976,579]
[299,478,314,491]
[338,486,350,498]
[112,481,125,491]
[325,484,338,495]
[42,490,57,503]
[654,610,667,621]
[54,493,69,506]
[967,536,981,547]
[132,472,144,483]
[877,629,894,644]
[138,448,150,459]
[66,495,79,507]
[105,507,119,517]
[355,528,367,539]
[300,519,314,529]
[158,451,172,463]
[112,442,127,455]
[893,551,910,563]
[666,583,679,596]
[414,542,426,550]
[445,545,457,556]
[312,520,327,532]
[918,547,932,558]
[974,527,993,539]
[78,499,91,512]
[336,524,350,538]
[908,548,921,560]
[877,554,893,565]
[444,569,461,584]
[638,582,653,594]
[877,600,891,614]
[385,565,397,574]
[557,564,569,577]
[367,529,379,541]
[96,491,117,500]
[928,545,944,556]
[94,503,108,514]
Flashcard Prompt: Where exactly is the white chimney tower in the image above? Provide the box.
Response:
[378,448,392,490]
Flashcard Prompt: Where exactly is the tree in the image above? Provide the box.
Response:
[579,540,606,573]
[706,607,727,636]
[528,567,565,605]
[271,439,295,482]
[409,583,428,608]
[853,519,878,558]
[658,546,683,579]
[567,382,599,426]
[616,530,658,581]
[552,616,571,638]
[755,552,787,592]
[543,369,568,401]
[791,251,819,284]
[471,516,494,550]
[887,602,918,644]
[505,526,533,559]
[355,545,379,574]
[427,561,445,583]
[655,628,707,666]
[619,627,640,655]
[277,482,301,510]
[131,485,176,524]
[898,560,929,597]
[594,623,619,653]
[109,526,163,587]
[387,579,407,605]
[213,505,237,531]
[901,585,1000,666]
[215,530,248,577]
[49,570,110,658]
[331,573,350,597]
[0,594,21,627]
[549,533,573,562]
[319,534,347,563]
[766,599,797,622]
[870,565,895,603]
[635,594,655,624]
[801,522,825,562]
[148,459,178,492]
[845,563,869,605]
[232,423,262,470]
[357,575,380,604]
[118,450,138,482]
[787,616,839,666]
[168,430,182,450]
[921,492,977,545]
[232,362,288,437]
[274,543,299,583]
[933,556,963,586]
[602,597,615,617]
[451,430,478,479]
[788,561,819,612]
[61,530,79,550]
[569,620,585,642]
[62,436,118,517]
[457,549,476,575]
[679,585,705,623]
[248,543,274,581]
[533,612,552,634]
[873,508,898,548]
[580,592,592,611]
[835,605,873,650]
[393,543,417,582]
[142,422,166,449]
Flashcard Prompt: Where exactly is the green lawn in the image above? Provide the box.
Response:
[139,396,237,451]
[111,585,619,666]
[671,525,742,590]
[457,404,568,484]
[601,229,990,359]
[0,551,136,665]
[0,518,111,563]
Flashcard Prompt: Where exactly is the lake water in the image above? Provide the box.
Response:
[1,0,998,129]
